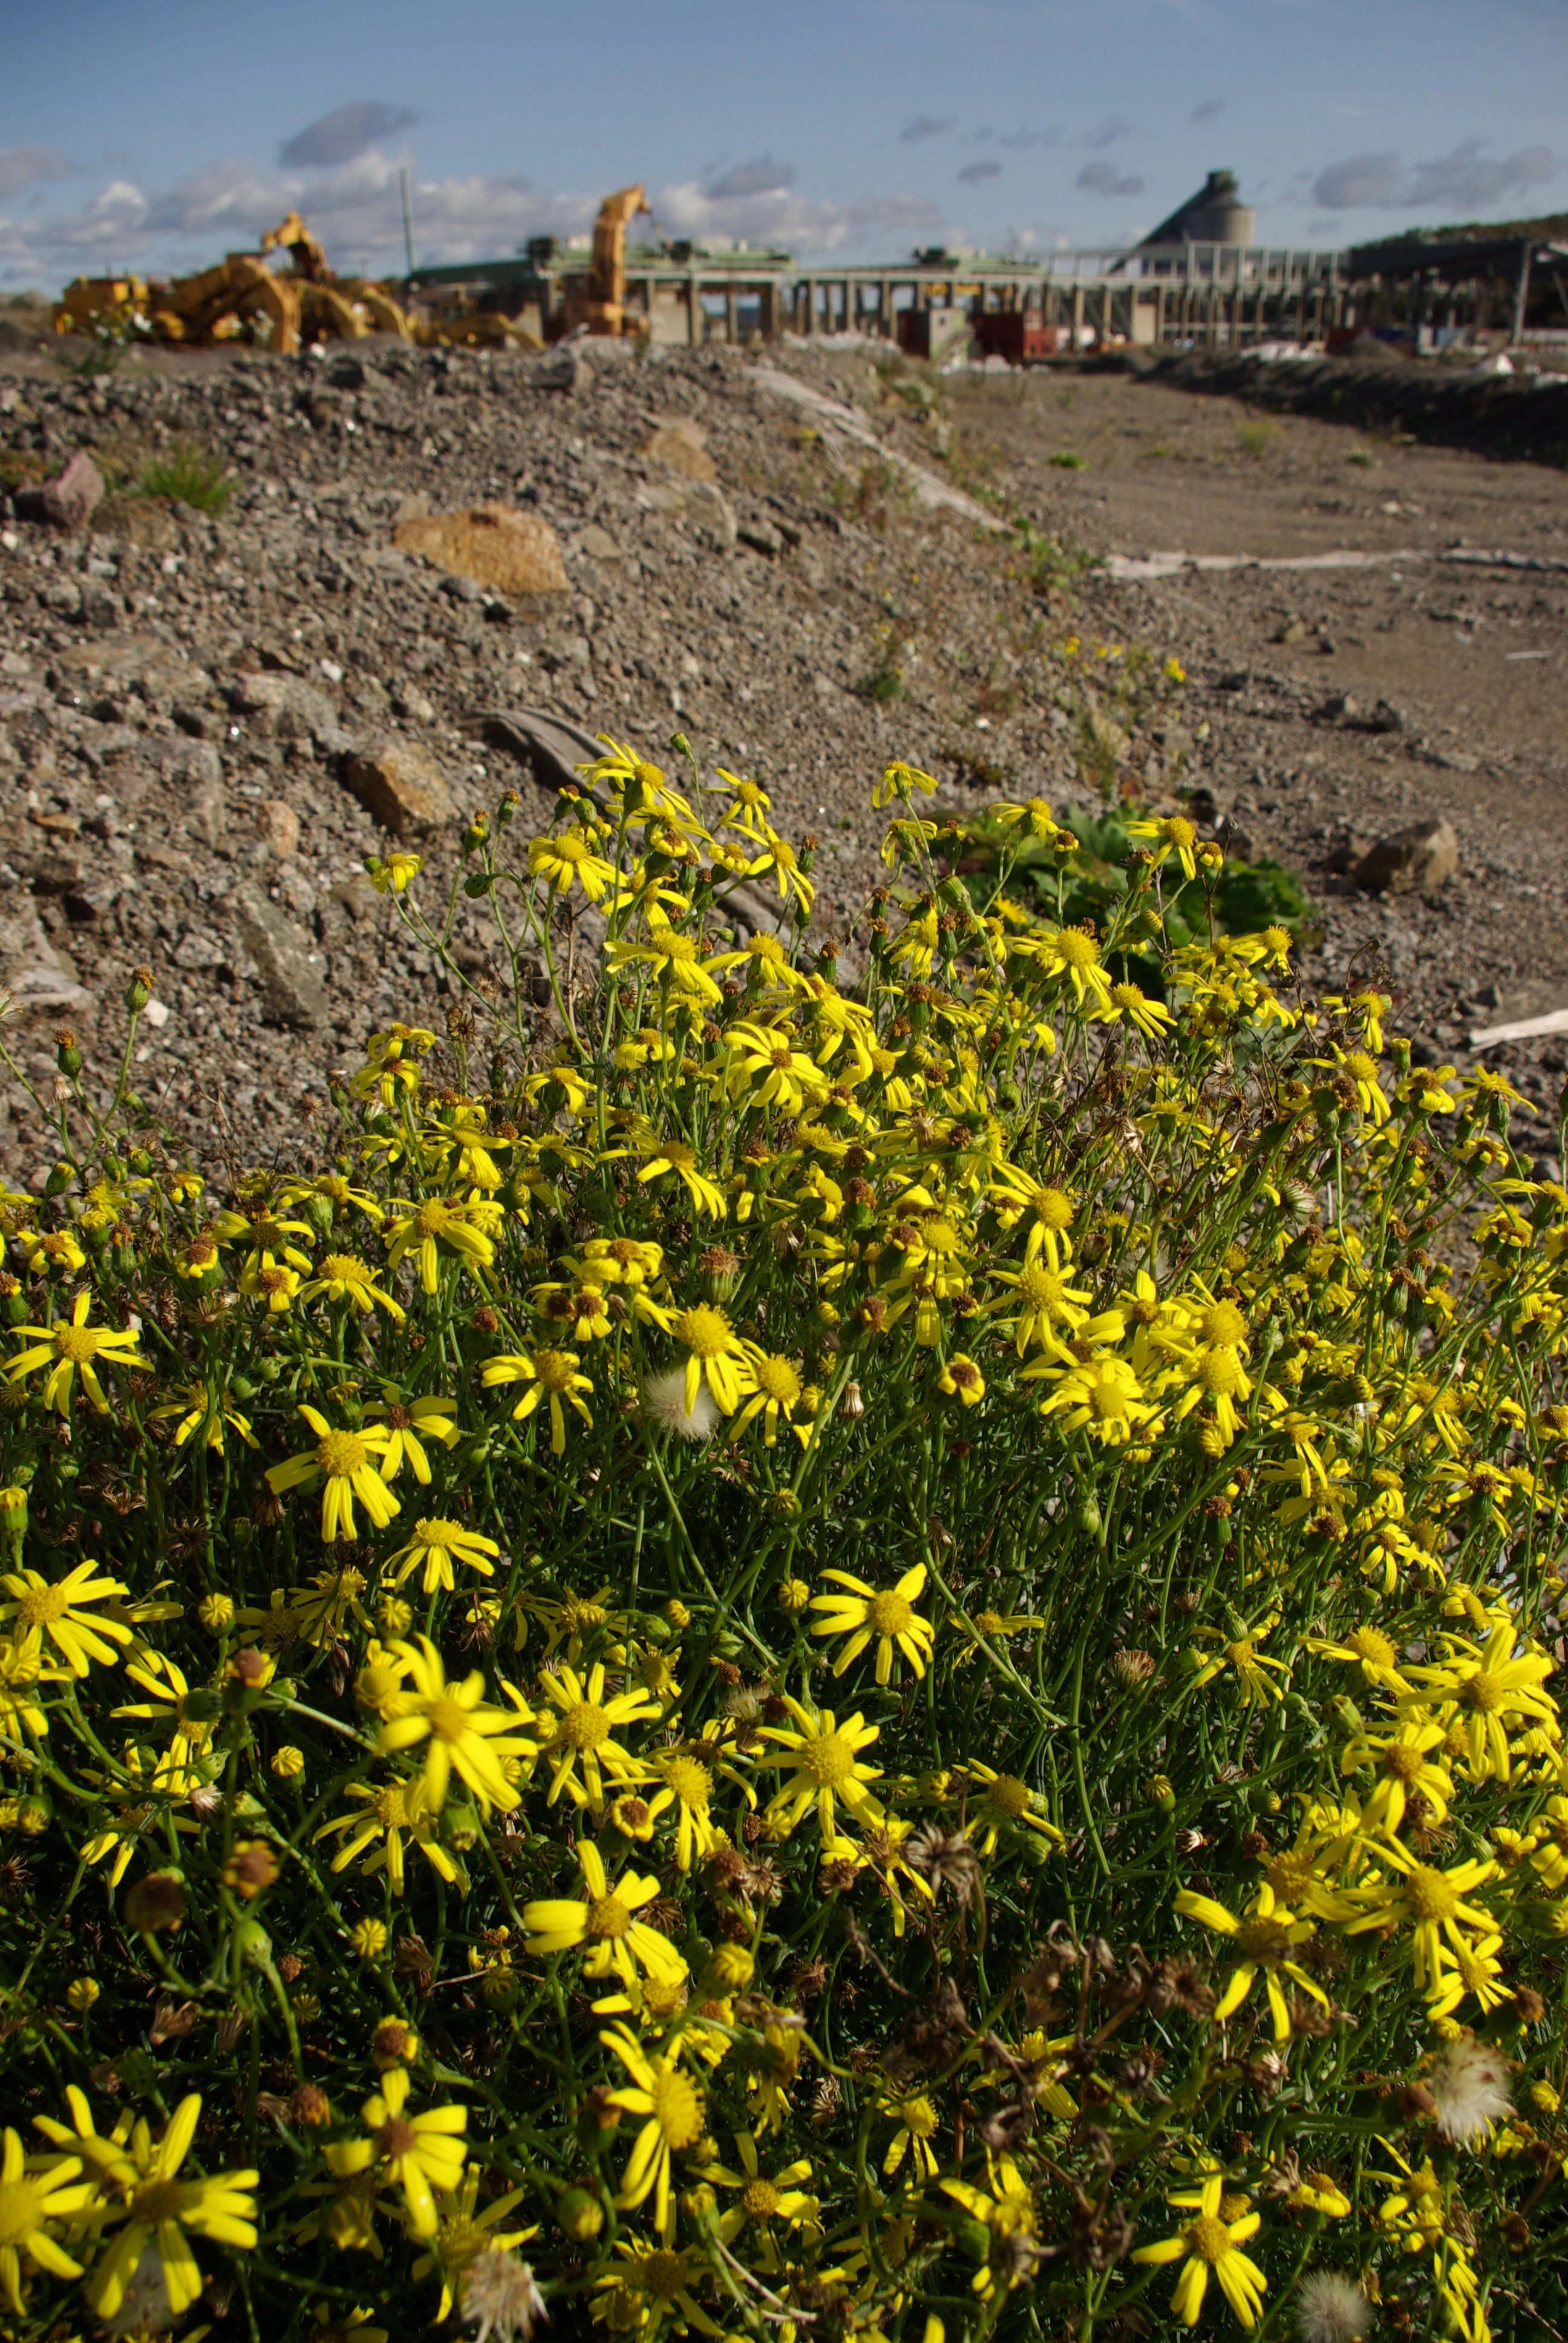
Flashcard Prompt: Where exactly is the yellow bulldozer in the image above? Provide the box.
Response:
[54,215,414,355]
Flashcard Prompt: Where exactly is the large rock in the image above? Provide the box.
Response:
[229,672,339,743]
[642,419,717,482]
[392,502,570,598]
[0,897,92,1012]
[343,736,458,836]
[684,480,737,553]
[1354,816,1460,896]
[14,450,105,531]
[230,885,327,1028]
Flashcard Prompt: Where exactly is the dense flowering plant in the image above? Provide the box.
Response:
[0,723,1566,2343]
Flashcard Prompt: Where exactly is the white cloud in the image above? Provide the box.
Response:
[1313,140,1556,212]
[0,147,76,203]
[279,103,419,170]
[0,145,942,286]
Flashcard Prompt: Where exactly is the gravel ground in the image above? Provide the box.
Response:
[1,332,1566,1182]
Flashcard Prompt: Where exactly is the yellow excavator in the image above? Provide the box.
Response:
[54,214,413,355]
[563,185,651,335]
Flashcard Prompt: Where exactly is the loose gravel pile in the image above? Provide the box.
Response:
[1,332,1564,1183]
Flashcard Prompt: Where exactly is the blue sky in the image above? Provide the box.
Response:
[1,0,1564,287]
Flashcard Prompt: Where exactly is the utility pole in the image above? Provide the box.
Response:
[400,168,417,280]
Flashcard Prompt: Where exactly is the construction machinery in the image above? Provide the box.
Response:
[54,215,413,355]
[562,185,651,335]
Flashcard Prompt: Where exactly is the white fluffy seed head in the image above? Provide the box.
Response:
[1427,2031,1514,2145]
[642,1368,719,1443]
[461,2250,547,2343]
[1294,2270,1371,2343]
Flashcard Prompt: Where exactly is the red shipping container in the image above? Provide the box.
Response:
[972,312,1050,364]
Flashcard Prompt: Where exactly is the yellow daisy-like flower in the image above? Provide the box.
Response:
[364,1391,461,1484]
[993,795,1058,841]
[385,1518,501,1594]
[1035,1353,1158,1444]
[367,851,422,894]
[1131,2172,1267,2330]
[936,1352,986,1407]
[872,759,938,808]
[377,1636,532,1817]
[638,1141,728,1219]
[529,828,618,901]
[658,1303,751,1417]
[1096,980,1175,1041]
[313,1775,464,1895]
[708,2132,816,2263]
[959,1762,1067,1856]
[0,1559,132,1678]
[1340,1716,1452,1834]
[265,1406,401,1543]
[1126,813,1199,881]
[410,2171,538,2325]
[1400,1621,1557,1783]
[35,2088,258,2323]
[299,1252,405,1321]
[878,2090,941,2181]
[522,1839,687,1995]
[0,2123,94,2312]
[729,1347,811,1447]
[1034,925,1114,1011]
[756,1695,884,1841]
[322,2066,467,2241]
[8,1291,149,1415]
[535,1660,660,1811]
[480,1347,593,1453]
[1174,1881,1329,2041]
[149,1380,260,1454]
[599,2023,707,2237]
[809,1564,935,1686]
[940,2152,1040,2298]
[385,1196,498,1294]
[1339,1842,1498,1997]
[0,1630,67,1743]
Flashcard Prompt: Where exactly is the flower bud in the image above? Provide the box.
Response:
[54,1029,81,1078]
[125,967,152,1013]
[350,1919,390,1960]
[557,2187,604,2242]
[67,1977,101,2013]
[778,1576,811,1613]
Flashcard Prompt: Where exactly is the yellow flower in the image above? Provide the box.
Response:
[534,1661,659,1812]
[386,1518,501,1594]
[873,759,938,808]
[410,2171,538,2324]
[1033,925,1114,1010]
[385,1196,498,1293]
[1131,2172,1267,2329]
[323,2066,467,2241]
[529,828,618,900]
[266,1406,401,1543]
[1126,813,1199,881]
[756,1696,884,1841]
[1340,1717,1452,1833]
[729,1347,811,1447]
[657,1303,751,1417]
[299,1253,405,1321]
[367,851,422,893]
[708,2132,815,2261]
[0,2123,94,2313]
[1174,1882,1328,2041]
[936,1352,986,1407]
[1401,1622,1557,1782]
[1035,1353,1158,1444]
[638,1141,728,1219]
[1339,1843,1498,1997]
[1096,980,1175,1041]
[481,1348,593,1453]
[592,2240,723,2336]
[809,1564,935,1685]
[149,1380,260,1453]
[940,2152,1039,2297]
[599,2024,708,2236]
[522,1838,687,1996]
[351,1023,437,1107]
[0,1560,131,1678]
[377,1636,536,1817]
[36,2088,258,2322]
[314,1777,465,1895]
[993,796,1058,841]
[959,1762,1066,1856]
[878,2091,941,2181]
[1306,1621,1411,1693]
[364,1391,461,1483]
[8,1291,149,1415]
[1188,1615,1290,1708]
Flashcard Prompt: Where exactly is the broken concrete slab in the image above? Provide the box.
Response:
[684,480,737,554]
[1353,816,1460,895]
[343,736,459,836]
[753,367,1005,531]
[393,502,571,598]
[230,884,327,1028]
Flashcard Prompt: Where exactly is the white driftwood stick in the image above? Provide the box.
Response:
[1469,1006,1568,1049]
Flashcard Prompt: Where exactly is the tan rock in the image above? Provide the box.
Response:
[1353,816,1460,896]
[343,736,458,836]
[256,798,300,856]
[642,419,717,483]
[392,502,570,598]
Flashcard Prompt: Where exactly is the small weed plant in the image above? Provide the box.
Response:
[0,718,1564,2342]
[138,439,235,516]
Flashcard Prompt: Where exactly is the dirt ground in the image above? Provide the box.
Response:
[947,362,1568,1126]
[1,334,1566,1182]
